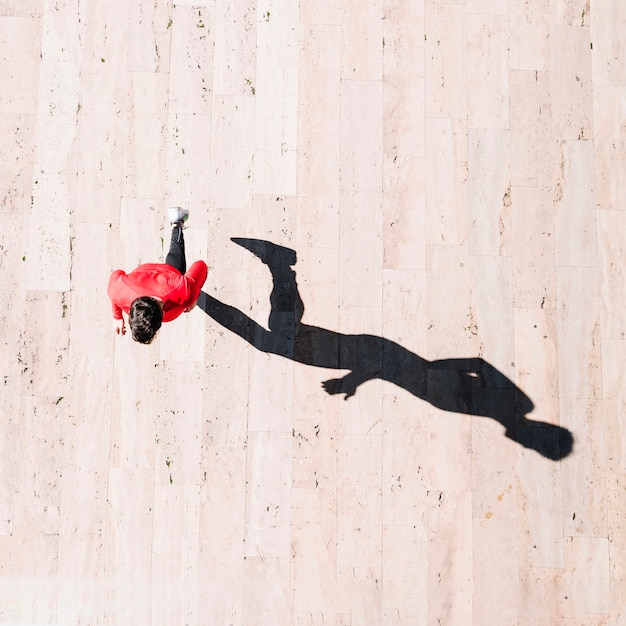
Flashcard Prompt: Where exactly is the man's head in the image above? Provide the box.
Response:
[129,297,163,344]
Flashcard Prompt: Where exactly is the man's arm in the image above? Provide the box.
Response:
[182,261,208,310]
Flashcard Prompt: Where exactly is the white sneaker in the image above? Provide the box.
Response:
[167,207,189,226]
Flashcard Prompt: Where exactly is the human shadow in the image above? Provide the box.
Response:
[197,238,574,461]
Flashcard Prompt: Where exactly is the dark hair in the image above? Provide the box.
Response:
[129,297,163,344]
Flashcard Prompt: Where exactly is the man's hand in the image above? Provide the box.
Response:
[113,318,126,336]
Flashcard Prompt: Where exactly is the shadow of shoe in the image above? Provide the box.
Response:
[231,238,297,268]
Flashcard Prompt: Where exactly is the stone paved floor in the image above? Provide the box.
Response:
[0,0,625,624]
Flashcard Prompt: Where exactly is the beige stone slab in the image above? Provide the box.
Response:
[150,485,200,626]
[517,449,564,568]
[75,79,127,225]
[210,95,255,209]
[511,186,556,309]
[468,128,511,257]
[0,17,41,114]
[340,80,383,193]
[339,191,383,308]
[253,19,298,197]
[248,351,294,433]
[212,0,256,96]
[109,338,159,469]
[104,468,154,625]
[469,254,514,375]
[337,434,382,569]
[164,114,212,222]
[514,307,560,425]
[383,0,425,47]
[466,14,509,129]
[291,488,338,613]
[602,340,626,475]
[244,431,292,558]
[20,290,70,397]
[508,0,550,71]
[509,70,554,187]
[467,0,506,14]
[242,557,293,626]
[382,398,429,527]
[76,0,129,77]
[292,369,339,490]
[424,118,469,247]
[381,525,427,626]
[425,243,471,357]
[0,0,43,17]
[296,130,340,249]
[117,198,164,269]
[168,5,213,116]
[473,518,519,625]
[556,266,602,400]
[471,415,519,519]
[555,140,597,267]
[382,155,426,270]
[592,86,626,214]
[383,43,425,157]
[336,566,382,625]
[597,210,626,339]
[122,72,169,199]
[563,536,610,617]
[426,490,473,625]
[607,474,626,621]
[26,172,74,291]
[0,113,37,214]
[424,3,466,118]
[341,0,382,80]
[126,0,171,73]
[559,396,607,537]
[70,223,119,359]
[518,567,565,626]
[295,613,350,626]
[197,446,246,624]
[591,1,626,86]
[154,361,204,486]
[550,25,593,142]
[64,356,113,472]
[57,470,106,579]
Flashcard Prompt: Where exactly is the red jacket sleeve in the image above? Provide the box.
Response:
[108,270,125,320]
[183,261,208,307]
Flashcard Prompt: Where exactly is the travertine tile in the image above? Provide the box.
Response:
[468,128,511,256]
[466,14,509,129]
[382,525,428,626]
[601,339,626,475]
[508,0,550,71]
[597,210,626,339]
[337,434,382,568]
[556,266,602,400]
[425,118,469,247]
[339,80,383,193]
[341,0,383,80]
[424,3,467,118]
[426,491,473,625]
[511,186,556,309]
[509,70,554,187]
[555,140,597,267]
[4,0,625,622]
[243,557,293,626]
[244,431,292,558]
[563,536,610,617]
[472,518,519,625]
[0,17,41,114]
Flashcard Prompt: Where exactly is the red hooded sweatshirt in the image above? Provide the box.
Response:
[108,261,208,322]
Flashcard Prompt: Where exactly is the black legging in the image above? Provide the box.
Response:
[165,225,186,274]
